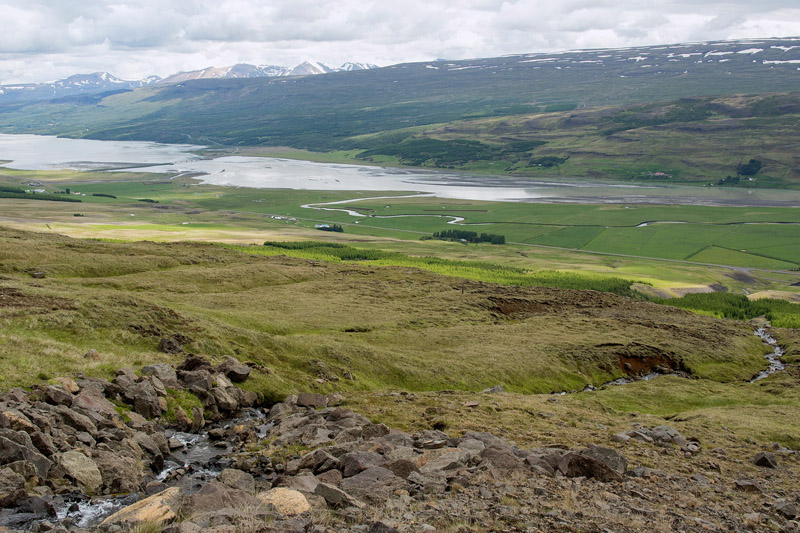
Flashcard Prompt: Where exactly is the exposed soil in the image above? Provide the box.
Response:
[0,287,75,310]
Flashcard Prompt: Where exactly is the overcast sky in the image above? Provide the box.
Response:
[2,0,800,83]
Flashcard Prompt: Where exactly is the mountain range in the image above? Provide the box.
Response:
[0,61,378,103]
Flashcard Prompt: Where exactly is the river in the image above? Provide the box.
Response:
[2,134,800,206]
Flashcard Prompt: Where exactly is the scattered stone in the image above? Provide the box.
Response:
[142,363,180,389]
[84,349,101,361]
[158,336,183,354]
[315,482,366,508]
[481,385,504,394]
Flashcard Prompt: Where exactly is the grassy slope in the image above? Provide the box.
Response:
[0,226,768,395]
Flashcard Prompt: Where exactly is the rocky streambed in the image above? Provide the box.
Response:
[0,354,798,532]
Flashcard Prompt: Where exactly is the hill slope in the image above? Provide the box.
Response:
[1,38,799,150]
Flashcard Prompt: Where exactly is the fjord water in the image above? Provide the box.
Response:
[3,134,800,206]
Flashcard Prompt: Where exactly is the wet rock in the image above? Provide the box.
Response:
[100,486,182,527]
[753,451,778,468]
[297,393,327,409]
[217,468,255,493]
[142,363,180,389]
[158,336,183,354]
[217,357,251,383]
[314,482,365,508]
[341,451,386,478]
[257,488,311,517]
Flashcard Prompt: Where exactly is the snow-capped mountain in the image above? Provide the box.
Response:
[0,72,160,103]
[0,61,379,104]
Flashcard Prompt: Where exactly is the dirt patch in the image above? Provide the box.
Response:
[0,287,75,310]
[487,297,550,316]
[726,270,757,284]
[593,342,683,376]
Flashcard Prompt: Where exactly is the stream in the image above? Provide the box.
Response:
[750,327,786,382]
[301,194,470,225]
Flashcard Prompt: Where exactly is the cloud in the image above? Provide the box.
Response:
[0,0,799,83]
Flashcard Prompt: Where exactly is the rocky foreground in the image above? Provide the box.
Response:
[0,356,797,532]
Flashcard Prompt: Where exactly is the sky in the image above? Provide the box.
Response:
[2,0,800,84]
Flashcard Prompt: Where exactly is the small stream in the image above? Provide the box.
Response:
[301,195,473,225]
[750,327,786,382]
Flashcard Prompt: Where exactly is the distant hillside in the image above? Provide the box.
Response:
[0,38,799,151]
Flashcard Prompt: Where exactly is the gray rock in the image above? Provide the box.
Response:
[217,468,255,493]
[72,385,119,419]
[341,451,386,478]
[314,482,365,508]
[481,385,505,394]
[298,449,340,474]
[753,451,778,468]
[53,405,97,435]
[477,445,524,472]
[297,392,327,409]
[0,468,25,501]
[131,381,162,419]
[211,387,239,413]
[158,336,183,354]
[178,370,213,393]
[407,471,447,493]
[776,501,798,519]
[93,450,143,493]
[217,357,251,383]
[184,480,260,515]
[42,386,73,407]
[141,364,180,389]
[0,433,52,478]
[60,451,103,492]
[384,459,420,480]
[558,446,627,482]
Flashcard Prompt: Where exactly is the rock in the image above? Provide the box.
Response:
[211,387,239,413]
[177,355,213,372]
[191,407,205,432]
[298,449,340,474]
[53,405,97,434]
[72,385,119,419]
[217,357,251,383]
[217,469,255,493]
[84,349,101,361]
[257,488,311,517]
[274,473,320,494]
[42,386,73,407]
[316,469,343,486]
[297,392,327,409]
[93,450,144,493]
[340,467,398,496]
[385,459,420,480]
[341,451,386,478]
[734,479,763,493]
[53,376,80,394]
[132,380,162,419]
[558,446,627,482]
[753,451,778,468]
[100,487,182,527]
[314,482,365,509]
[477,445,524,472]
[481,385,505,394]
[30,271,45,279]
[0,433,52,478]
[369,521,399,533]
[0,468,25,502]
[407,471,447,493]
[184,481,260,515]
[59,451,103,493]
[142,363,180,389]
[158,336,183,354]
[179,370,214,393]
[776,501,798,520]
[174,406,192,431]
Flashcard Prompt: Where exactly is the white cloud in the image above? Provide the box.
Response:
[0,0,798,83]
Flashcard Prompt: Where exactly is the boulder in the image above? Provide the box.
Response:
[174,406,192,431]
[340,467,399,498]
[477,446,524,472]
[257,488,311,517]
[314,482,365,509]
[384,459,420,480]
[93,450,144,493]
[101,486,182,527]
[184,481,261,515]
[72,385,119,419]
[0,433,52,478]
[558,447,627,482]
[53,377,80,393]
[0,468,25,503]
[142,363,180,389]
[53,405,97,435]
[217,468,255,493]
[341,451,386,478]
[753,451,778,468]
[217,357,251,383]
[178,370,214,393]
[158,336,183,354]
[296,392,327,409]
[42,386,73,407]
[298,449,340,474]
[132,381,162,419]
[211,387,239,413]
[60,451,103,493]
